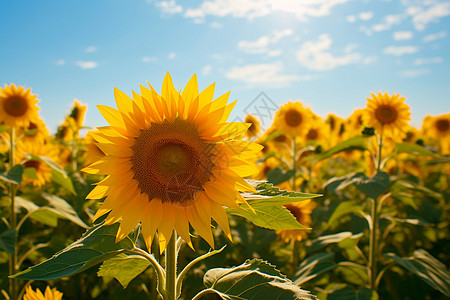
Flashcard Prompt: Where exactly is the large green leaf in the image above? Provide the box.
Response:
[203,259,316,300]
[328,287,378,300]
[385,249,450,297]
[395,143,437,157]
[351,172,389,200]
[51,169,76,195]
[97,253,150,288]
[0,165,24,184]
[226,204,310,230]
[311,136,367,161]
[0,228,16,254]
[12,221,134,280]
[307,232,354,253]
[327,201,362,228]
[294,252,336,285]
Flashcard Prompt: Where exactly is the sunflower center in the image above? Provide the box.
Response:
[24,160,41,171]
[285,109,302,127]
[436,119,449,133]
[131,119,215,205]
[375,105,397,124]
[306,129,319,140]
[4,96,29,117]
[284,203,304,224]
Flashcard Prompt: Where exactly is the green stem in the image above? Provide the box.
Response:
[377,133,383,173]
[165,230,177,300]
[8,127,17,300]
[292,137,297,191]
[129,248,166,298]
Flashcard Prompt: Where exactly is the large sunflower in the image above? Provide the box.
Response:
[0,84,40,128]
[364,92,411,139]
[83,73,262,250]
[274,102,312,138]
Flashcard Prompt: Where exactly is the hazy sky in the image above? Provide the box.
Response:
[1,0,449,133]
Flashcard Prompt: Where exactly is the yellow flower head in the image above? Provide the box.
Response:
[83,73,262,250]
[274,102,312,138]
[83,131,106,166]
[244,114,261,139]
[55,116,75,142]
[0,83,40,128]
[364,92,411,139]
[277,200,316,243]
[19,117,50,145]
[69,99,87,128]
[344,109,364,139]
[424,113,450,140]
[23,285,63,300]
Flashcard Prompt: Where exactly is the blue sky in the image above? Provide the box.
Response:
[1,0,449,133]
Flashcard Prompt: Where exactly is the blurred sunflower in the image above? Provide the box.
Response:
[344,109,364,139]
[83,73,262,249]
[55,116,75,142]
[277,200,316,242]
[69,99,87,128]
[244,114,260,139]
[325,113,345,147]
[23,285,63,300]
[16,141,58,187]
[0,83,40,128]
[425,113,450,140]
[274,102,312,138]
[20,117,50,145]
[364,92,411,139]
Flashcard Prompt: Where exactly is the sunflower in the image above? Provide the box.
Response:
[244,114,260,139]
[344,109,364,139]
[273,102,312,138]
[0,83,40,128]
[55,116,75,142]
[83,131,106,166]
[19,117,50,145]
[425,113,450,140]
[83,73,262,250]
[364,92,411,139]
[277,200,316,243]
[23,285,63,300]
[325,113,345,147]
[69,99,87,128]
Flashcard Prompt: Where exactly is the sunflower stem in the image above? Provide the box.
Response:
[165,230,178,300]
[8,127,18,300]
[292,137,297,191]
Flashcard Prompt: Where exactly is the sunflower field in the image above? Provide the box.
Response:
[0,74,449,300]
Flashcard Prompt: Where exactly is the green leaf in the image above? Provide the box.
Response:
[0,125,8,133]
[97,253,150,288]
[307,232,354,253]
[426,155,450,165]
[351,172,389,199]
[203,259,316,300]
[267,168,295,185]
[327,201,362,228]
[12,221,135,280]
[395,143,437,157]
[0,229,16,254]
[226,204,310,230]
[41,194,88,228]
[51,169,76,195]
[310,136,367,161]
[328,287,378,300]
[385,249,450,297]
[294,252,336,285]
[23,167,38,180]
[0,165,24,184]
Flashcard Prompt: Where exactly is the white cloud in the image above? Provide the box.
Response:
[372,14,403,32]
[85,46,97,53]
[267,49,283,56]
[399,68,430,77]
[343,43,358,53]
[202,65,212,75]
[155,0,183,14]
[183,0,352,22]
[409,2,450,30]
[76,61,98,69]
[414,57,443,66]
[296,34,361,71]
[393,31,413,40]
[346,15,356,22]
[168,52,176,59]
[238,28,293,55]
[359,11,373,21]
[383,45,418,56]
[225,62,308,88]
[55,59,65,66]
[423,31,446,42]
[142,56,158,63]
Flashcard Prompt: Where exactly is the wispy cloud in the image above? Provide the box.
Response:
[383,46,418,56]
[399,68,430,77]
[85,46,98,53]
[372,14,403,32]
[226,62,308,88]
[414,57,443,66]
[142,56,158,63]
[168,52,176,59]
[359,11,373,21]
[296,34,361,71]
[155,0,183,14]
[408,2,450,31]
[238,28,293,55]
[181,0,351,22]
[423,31,446,43]
[393,31,413,41]
[76,61,98,69]
[55,59,65,66]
